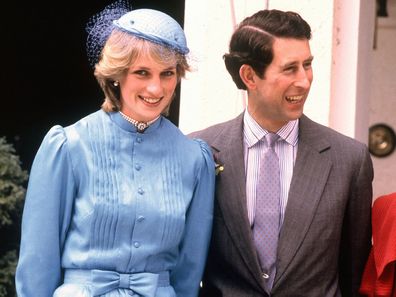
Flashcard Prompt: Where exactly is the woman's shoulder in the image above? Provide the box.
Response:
[39,110,106,152]
[41,125,68,147]
[62,109,108,135]
[161,118,211,149]
[68,109,107,129]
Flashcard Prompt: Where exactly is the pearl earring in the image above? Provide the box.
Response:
[113,81,119,87]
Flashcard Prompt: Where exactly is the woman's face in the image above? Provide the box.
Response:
[119,52,178,122]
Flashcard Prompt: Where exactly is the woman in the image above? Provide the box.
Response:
[15,1,215,296]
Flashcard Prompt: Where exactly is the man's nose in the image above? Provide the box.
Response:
[294,69,312,89]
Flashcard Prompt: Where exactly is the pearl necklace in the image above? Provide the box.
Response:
[119,111,159,133]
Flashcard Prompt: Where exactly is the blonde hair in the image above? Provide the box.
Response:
[94,29,190,112]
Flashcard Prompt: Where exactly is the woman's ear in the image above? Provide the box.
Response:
[239,64,257,90]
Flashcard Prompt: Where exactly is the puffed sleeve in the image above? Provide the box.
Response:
[171,139,215,297]
[15,125,76,297]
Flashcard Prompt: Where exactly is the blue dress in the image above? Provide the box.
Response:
[15,110,215,297]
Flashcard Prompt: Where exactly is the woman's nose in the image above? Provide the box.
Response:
[146,76,163,96]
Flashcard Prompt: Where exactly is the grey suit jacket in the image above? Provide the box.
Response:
[190,113,373,297]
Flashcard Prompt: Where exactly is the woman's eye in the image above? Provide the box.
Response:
[135,70,148,76]
[162,71,175,77]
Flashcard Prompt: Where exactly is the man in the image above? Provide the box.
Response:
[190,9,373,296]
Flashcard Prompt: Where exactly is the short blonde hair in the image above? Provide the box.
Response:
[94,29,190,112]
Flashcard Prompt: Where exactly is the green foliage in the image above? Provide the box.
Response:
[0,137,28,227]
[0,251,18,297]
[0,137,28,297]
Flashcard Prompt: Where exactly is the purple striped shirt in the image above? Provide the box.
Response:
[243,111,299,226]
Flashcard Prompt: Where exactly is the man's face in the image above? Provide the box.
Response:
[247,37,313,132]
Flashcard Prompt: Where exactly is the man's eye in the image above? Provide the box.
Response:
[303,62,312,69]
[284,67,296,73]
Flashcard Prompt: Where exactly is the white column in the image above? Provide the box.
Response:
[330,0,375,143]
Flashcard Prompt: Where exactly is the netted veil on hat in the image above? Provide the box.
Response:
[86,0,189,68]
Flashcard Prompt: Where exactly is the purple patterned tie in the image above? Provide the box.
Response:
[253,132,280,292]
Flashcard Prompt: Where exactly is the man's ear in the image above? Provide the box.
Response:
[239,64,257,90]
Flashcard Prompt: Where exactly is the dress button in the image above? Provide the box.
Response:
[138,188,144,195]
[262,273,270,279]
[137,216,145,222]
[133,242,140,248]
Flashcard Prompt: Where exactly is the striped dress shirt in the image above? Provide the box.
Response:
[243,111,299,226]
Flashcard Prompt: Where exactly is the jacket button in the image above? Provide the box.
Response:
[262,273,269,279]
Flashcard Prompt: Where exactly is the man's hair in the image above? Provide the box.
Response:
[224,9,312,90]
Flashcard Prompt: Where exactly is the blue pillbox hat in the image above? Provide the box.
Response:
[113,9,189,55]
[85,0,189,68]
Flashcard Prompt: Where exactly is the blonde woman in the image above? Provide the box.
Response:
[15,1,215,296]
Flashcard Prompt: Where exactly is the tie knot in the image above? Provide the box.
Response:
[265,133,279,148]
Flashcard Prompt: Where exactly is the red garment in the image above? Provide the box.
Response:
[359,193,396,297]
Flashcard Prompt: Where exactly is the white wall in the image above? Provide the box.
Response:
[369,0,396,199]
[180,1,267,134]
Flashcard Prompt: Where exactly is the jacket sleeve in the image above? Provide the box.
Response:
[339,144,374,296]
[15,125,76,297]
[170,139,215,297]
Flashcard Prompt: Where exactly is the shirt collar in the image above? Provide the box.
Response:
[243,110,299,148]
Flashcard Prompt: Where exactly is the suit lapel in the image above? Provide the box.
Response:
[211,113,264,283]
[274,115,332,287]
